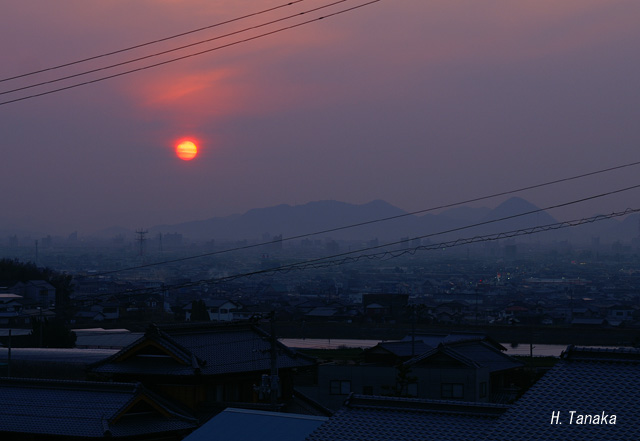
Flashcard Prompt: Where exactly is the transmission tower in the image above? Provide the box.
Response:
[135,229,148,258]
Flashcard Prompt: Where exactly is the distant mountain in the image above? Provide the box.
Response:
[86,197,639,245]
[151,200,415,242]
[471,197,562,242]
[482,197,557,229]
[148,197,567,244]
[439,205,491,223]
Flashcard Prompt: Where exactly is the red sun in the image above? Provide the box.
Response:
[175,140,198,161]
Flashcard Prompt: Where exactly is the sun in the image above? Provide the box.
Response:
[175,140,198,161]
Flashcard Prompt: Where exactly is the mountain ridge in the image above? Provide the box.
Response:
[118,197,639,244]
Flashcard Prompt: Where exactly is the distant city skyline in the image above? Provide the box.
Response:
[2,1,640,235]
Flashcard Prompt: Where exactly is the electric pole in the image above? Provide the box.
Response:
[270,311,279,409]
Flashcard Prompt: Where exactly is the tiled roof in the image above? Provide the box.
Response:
[400,332,506,351]
[0,378,197,438]
[0,347,117,364]
[184,408,328,441]
[442,340,523,372]
[74,330,143,349]
[405,340,523,373]
[306,347,640,441]
[406,344,480,368]
[306,395,508,441]
[373,341,434,358]
[483,346,640,441]
[89,322,315,377]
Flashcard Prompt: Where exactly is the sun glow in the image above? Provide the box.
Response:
[175,140,198,161]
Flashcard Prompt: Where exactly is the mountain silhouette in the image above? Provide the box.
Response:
[87,197,636,245]
[148,197,568,243]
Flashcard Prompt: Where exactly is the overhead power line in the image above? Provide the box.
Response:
[90,160,640,277]
[0,0,307,83]
[0,0,354,97]
[290,208,640,270]
[71,205,640,305]
[0,0,382,106]
[188,208,640,284]
[74,182,640,301]
[220,183,640,274]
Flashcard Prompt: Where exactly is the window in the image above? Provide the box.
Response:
[330,380,351,395]
[479,382,487,398]
[441,383,464,399]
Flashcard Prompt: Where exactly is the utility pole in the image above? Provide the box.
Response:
[411,307,416,358]
[7,329,11,377]
[39,308,43,348]
[270,311,279,409]
[254,312,280,410]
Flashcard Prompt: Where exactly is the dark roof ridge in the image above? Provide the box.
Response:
[149,329,206,366]
[156,320,256,334]
[0,377,140,392]
[87,328,202,370]
[252,324,318,363]
[405,343,480,368]
[118,381,198,424]
[562,344,640,362]
[443,337,491,346]
[450,340,525,367]
[344,394,509,417]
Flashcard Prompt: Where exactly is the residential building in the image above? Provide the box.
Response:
[88,322,316,410]
[0,378,197,440]
[10,280,56,307]
[305,346,640,441]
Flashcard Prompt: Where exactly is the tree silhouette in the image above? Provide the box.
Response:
[190,300,210,321]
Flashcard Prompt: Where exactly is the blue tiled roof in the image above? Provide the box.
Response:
[184,408,328,441]
[483,346,640,440]
[306,395,508,441]
[307,347,640,440]
[0,378,197,438]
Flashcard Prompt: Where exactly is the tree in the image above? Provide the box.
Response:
[0,258,74,311]
[30,318,77,348]
[382,364,419,398]
[190,300,210,321]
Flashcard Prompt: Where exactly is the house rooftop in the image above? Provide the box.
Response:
[89,321,315,377]
[306,394,508,441]
[483,345,640,440]
[405,340,524,373]
[0,377,197,438]
[307,346,640,440]
[184,407,328,441]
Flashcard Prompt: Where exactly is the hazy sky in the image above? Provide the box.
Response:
[2,0,640,235]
